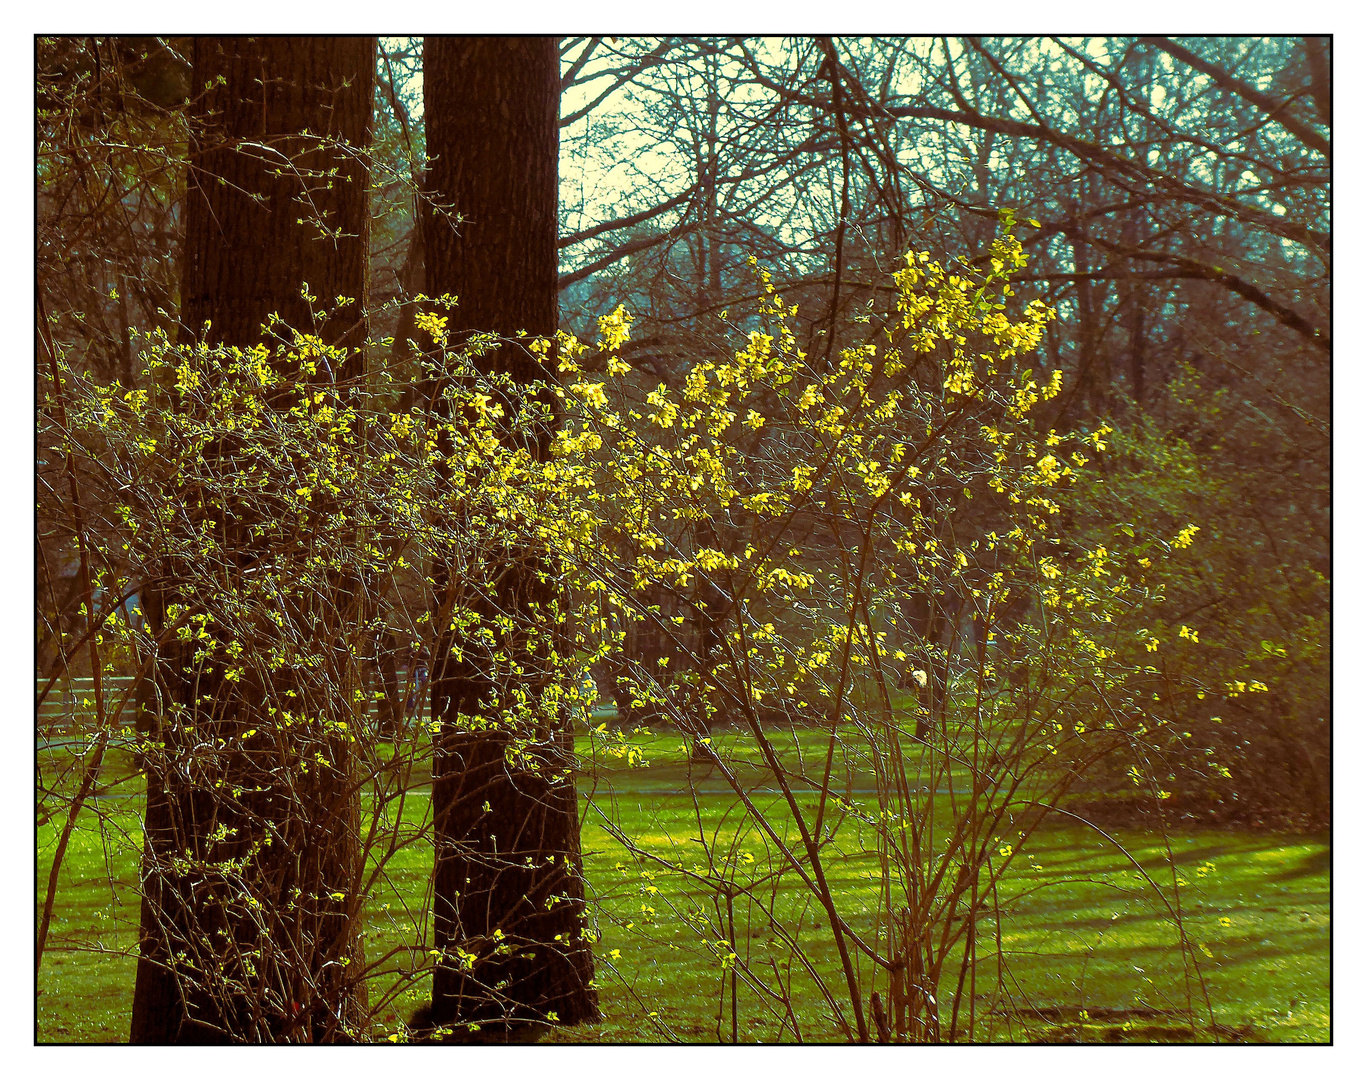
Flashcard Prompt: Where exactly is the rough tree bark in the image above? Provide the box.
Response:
[130,35,375,1044]
[421,35,598,1040]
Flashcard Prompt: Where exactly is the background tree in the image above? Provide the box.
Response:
[37,37,190,682]
[553,36,1329,826]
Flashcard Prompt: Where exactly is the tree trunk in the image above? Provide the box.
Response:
[131,35,375,1044]
[421,35,598,1039]
[178,37,372,358]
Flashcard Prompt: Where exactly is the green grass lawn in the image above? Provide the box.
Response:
[36,732,1329,1043]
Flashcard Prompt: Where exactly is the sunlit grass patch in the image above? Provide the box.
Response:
[38,741,1328,1043]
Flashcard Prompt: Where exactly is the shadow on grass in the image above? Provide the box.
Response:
[1270,842,1330,882]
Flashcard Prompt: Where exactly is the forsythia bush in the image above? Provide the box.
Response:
[49,222,1221,1040]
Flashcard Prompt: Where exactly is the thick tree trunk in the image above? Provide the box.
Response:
[178,37,372,358]
[131,35,375,1044]
[422,35,598,1039]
